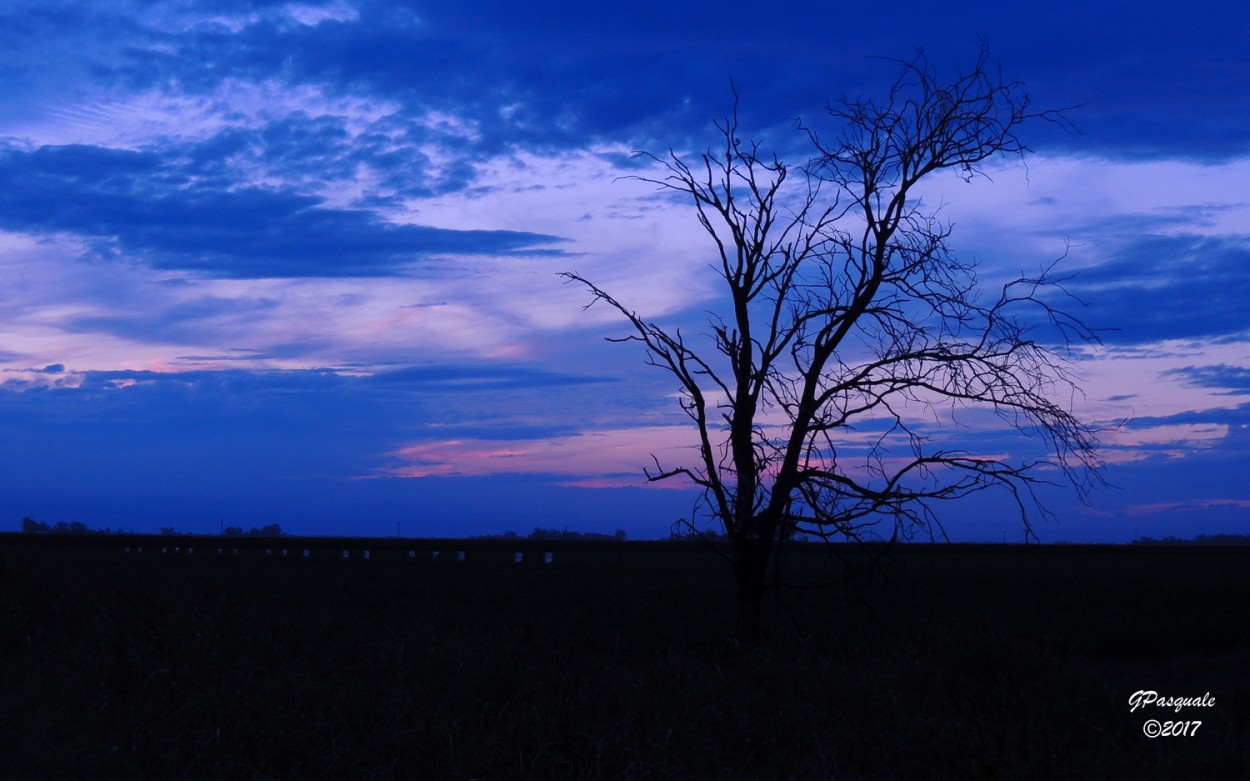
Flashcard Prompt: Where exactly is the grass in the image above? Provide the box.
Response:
[2,543,1248,779]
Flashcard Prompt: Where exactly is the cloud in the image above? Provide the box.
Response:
[1062,234,1250,344]
[65,295,281,346]
[1123,498,1250,517]
[381,426,699,480]
[0,365,485,485]
[1161,364,1250,396]
[1100,422,1230,464]
[0,224,600,374]
[0,143,566,278]
[10,0,1249,162]
[0,364,697,537]
[363,363,610,391]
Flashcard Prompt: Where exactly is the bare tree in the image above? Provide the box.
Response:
[563,48,1106,641]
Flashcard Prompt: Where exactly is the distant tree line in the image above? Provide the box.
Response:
[1131,534,1250,546]
[477,528,627,541]
[669,523,728,542]
[19,517,285,537]
[222,524,285,538]
[21,517,125,535]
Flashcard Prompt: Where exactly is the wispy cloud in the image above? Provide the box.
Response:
[1100,422,1230,463]
[381,426,700,480]
[1124,498,1250,517]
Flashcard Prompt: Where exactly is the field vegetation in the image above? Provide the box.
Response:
[2,540,1247,779]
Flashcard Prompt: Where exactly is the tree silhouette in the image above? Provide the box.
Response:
[564,47,1108,641]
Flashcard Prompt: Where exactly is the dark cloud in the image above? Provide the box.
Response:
[1055,205,1247,239]
[0,364,619,522]
[1161,365,1250,396]
[0,367,412,532]
[0,363,611,445]
[176,114,479,200]
[0,143,566,278]
[40,0,1242,161]
[1062,234,1250,344]
[1119,402,1250,434]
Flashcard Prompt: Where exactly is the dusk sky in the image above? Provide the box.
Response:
[2,0,1248,541]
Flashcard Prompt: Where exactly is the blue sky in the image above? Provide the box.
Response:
[1,0,1248,541]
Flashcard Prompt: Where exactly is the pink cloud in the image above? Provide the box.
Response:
[382,426,700,481]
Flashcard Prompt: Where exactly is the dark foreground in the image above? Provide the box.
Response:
[2,540,1248,779]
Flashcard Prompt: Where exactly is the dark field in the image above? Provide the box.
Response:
[3,539,1248,779]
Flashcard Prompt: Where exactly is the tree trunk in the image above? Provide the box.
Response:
[733,534,770,643]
